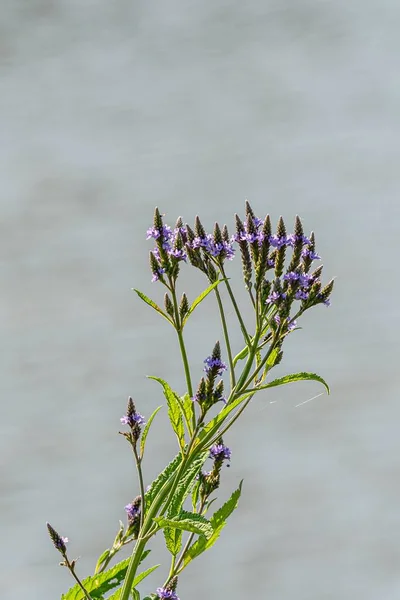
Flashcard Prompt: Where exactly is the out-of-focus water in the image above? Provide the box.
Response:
[1,1,400,598]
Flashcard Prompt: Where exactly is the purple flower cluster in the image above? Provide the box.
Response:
[266,291,286,305]
[190,233,235,260]
[156,588,180,600]
[203,356,227,376]
[124,502,140,521]
[120,412,145,427]
[209,443,232,462]
[234,216,312,250]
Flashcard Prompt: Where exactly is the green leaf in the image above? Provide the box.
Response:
[181,280,224,327]
[131,590,140,600]
[94,548,110,574]
[154,511,213,540]
[133,289,174,326]
[145,452,182,510]
[62,558,130,600]
[232,344,250,366]
[180,393,194,436]
[148,377,186,451]
[140,405,162,459]
[163,451,208,556]
[182,482,243,568]
[132,564,160,587]
[254,371,330,395]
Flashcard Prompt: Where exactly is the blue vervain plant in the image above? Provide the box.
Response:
[47,202,334,600]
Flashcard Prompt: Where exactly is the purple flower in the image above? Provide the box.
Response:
[269,234,287,248]
[210,443,231,462]
[318,295,331,307]
[283,271,300,282]
[302,247,321,260]
[146,224,173,242]
[266,291,286,304]
[267,257,275,267]
[151,267,166,283]
[295,289,309,301]
[120,412,145,427]
[298,273,313,287]
[286,233,311,247]
[169,248,187,261]
[203,356,227,376]
[287,319,297,331]
[156,588,179,600]
[125,503,140,520]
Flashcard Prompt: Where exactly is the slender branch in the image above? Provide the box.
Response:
[214,286,236,389]
[64,556,93,600]
[133,445,146,529]
[219,265,251,346]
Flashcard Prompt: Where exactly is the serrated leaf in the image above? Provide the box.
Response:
[145,452,182,510]
[133,289,174,326]
[254,371,330,395]
[163,452,208,556]
[181,280,224,327]
[154,511,213,540]
[182,482,243,568]
[61,558,130,600]
[167,452,208,519]
[140,405,162,459]
[148,377,186,451]
[180,393,194,436]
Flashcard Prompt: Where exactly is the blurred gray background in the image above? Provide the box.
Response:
[1,1,399,599]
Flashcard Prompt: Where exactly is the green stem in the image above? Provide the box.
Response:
[233,329,261,395]
[240,336,279,391]
[170,280,195,429]
[220,265,251,346]
[133,445,146,529]
[214,287,236,390]
[119,536,148,600]
[65,556,93,600]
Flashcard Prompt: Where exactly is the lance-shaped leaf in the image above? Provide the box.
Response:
[182,482,243,569]
[61,558,130,599]
[251,371,330,395]
[163,451,209,556]
[133,289,174,326]
[154,511,213,540]
[145,452,182,510]
[148,377,186,450]
[140,405,163,459]
[63,551,153,600]
[180,393,194,436]
[181,280,224,327]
